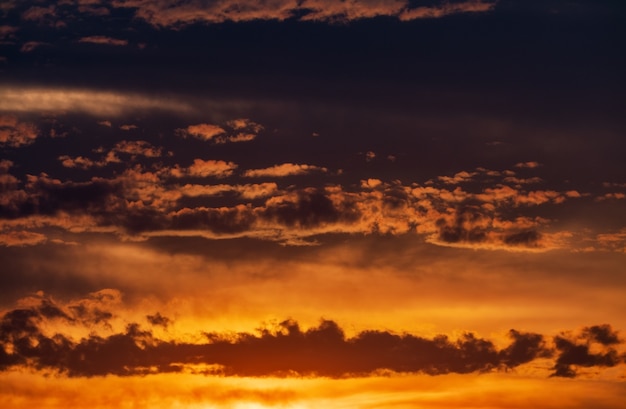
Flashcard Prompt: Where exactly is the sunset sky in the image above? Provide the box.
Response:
[1,0,626,408]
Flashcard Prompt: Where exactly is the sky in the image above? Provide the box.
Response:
[1,0,626,407]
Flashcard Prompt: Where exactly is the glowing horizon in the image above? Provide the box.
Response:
[1,0,625,407]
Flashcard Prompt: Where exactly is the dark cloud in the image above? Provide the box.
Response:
[435,206,489,244]
[503,229,542,247]
[2,296,621,378]
[551,325,622,377]
[259,189,360,229]
[146,312,171,328]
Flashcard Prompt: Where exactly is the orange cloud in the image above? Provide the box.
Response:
[178,119,262,143]
[515,161,542,168]
[169,159,237,178]
[0,115,38,147]
[180,123,226,141]
[0,230,47,246]
[399,0,495,20]
[243,163,328,178]
[0,292,622,379]
[113,0,497,27]
[0,87,193,116]
[113,140,162,157]
[78,36,129,46]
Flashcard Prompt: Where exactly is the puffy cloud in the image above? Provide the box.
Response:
[0,161,603,251]
[58,155,100,170]
[113,140,162,158]
[0,115,38,147]
[59,141,162,169]
[78,36,129,46]
[172,159,238,178]
[438,171,476,184]
[178,119,263,144]
[179,123,225,141]
[551,325,622,377]
[243,163,328,178]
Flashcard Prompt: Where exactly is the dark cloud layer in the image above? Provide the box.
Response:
[0,296,622,378]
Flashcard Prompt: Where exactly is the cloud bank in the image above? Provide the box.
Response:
[1,293,622,378]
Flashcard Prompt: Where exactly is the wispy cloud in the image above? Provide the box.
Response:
[0,87,193,116]
[78,36,129,46]
[109,0,497,27]
[243,163,328,178]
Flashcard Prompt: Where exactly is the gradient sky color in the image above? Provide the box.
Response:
[1,1,626,408]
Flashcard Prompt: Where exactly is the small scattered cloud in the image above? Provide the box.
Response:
[178,119,263,144]
[20,41,49,53]
[515,161,542,169]
[21,5,58,24]
[0,115,39,147]
[78,36,129,46]
[180,123,225,141]
[0,25,17,41]
[170,159,238,178]
[243,163,328,178]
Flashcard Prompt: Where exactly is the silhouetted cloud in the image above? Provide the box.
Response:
[2,295,621,378]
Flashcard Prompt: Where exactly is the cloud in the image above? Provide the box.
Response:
[438,171,476,184]
[21,5,58,24]
[113,140,162,158]
[171,159,238,178]
[0,25,17,40]
[58,155,100,170]
[110,0,496,27]
[243,163,328,178]
[146,312,171,328]
[58,141,162,170]
[78,36,129,46]
[179,123,225,141]
[551,325,622,377]
[1,295,620,379]
[515,161,542,169]
[0,87,193,116]
[178,119,263,144]
[0,115,39,147]
[0,230,47,246]
[19,41,49,53]
[0,161,604,251]
[398,0,495,20]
